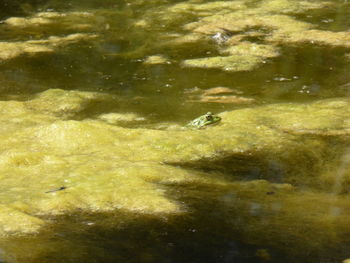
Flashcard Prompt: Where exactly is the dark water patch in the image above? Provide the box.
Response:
[292,2,350,32]
[0,0,49,19]
[2,41,350,123]
[256,44,350,102]
[0,43,348,128]
[0,211,261,263]
[1,181,349,263]
[33,0,187,13]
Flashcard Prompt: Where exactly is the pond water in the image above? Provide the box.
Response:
[0,0,350,262]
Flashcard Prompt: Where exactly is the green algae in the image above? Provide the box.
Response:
[3,10,97,35]
[0,93,348,261]
[182,54,263,71]
[0,33,97,61]
[1,0,348,73]
[143,55,171,65]
[0,10,101,61]
[0,88,350,241]
[25,89,118,119]
[4,11,94,28]
[127,0,350,72]
[166,0,248,16]
[182,42,279,71]
[258,0,332,14]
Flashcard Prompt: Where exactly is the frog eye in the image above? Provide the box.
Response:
[206,115,213,121]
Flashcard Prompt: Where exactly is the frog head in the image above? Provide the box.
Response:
[187,112,221,129]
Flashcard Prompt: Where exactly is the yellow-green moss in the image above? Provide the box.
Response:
[0,90,349,237]
[182,42,279,71]
[25,89,116,119]
[182,54,263,71]
[0,90,350,261]
[143,55,170,65]
[0,33,97,61]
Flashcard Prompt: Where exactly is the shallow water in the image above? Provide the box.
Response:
[1,0,350,262]
[1,0,349,120]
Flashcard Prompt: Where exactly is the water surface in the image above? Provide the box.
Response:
[1,0,350,262]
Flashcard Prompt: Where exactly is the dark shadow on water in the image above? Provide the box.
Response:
[0,211,261,263]
[2,179,348,263]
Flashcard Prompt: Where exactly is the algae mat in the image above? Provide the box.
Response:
[0,89,349,262]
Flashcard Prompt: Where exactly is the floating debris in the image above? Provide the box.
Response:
[45,186,67,194]
[143,55,171,65]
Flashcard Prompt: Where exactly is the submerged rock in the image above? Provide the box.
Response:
[192,94,255,104]
[97,112,146,125]
[202,87,243,95]
[186,86,255,104]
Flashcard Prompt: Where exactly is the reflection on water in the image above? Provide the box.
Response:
[0,0,350,262]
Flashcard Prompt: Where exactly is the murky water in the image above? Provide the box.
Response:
[1,0,350,262]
